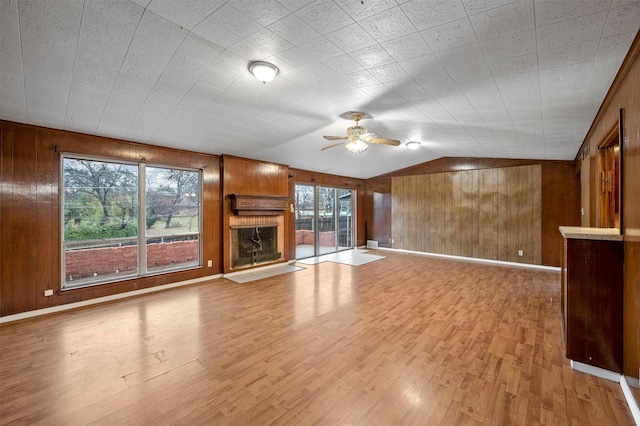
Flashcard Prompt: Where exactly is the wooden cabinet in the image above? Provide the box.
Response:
[559,227,623,373]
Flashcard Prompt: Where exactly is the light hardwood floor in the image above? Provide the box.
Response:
[0,251,634,425]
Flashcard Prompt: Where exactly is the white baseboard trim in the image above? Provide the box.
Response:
[376,247,561,271]
[0,274,221,324]
[570,360,622,382]
[621,375,640,425]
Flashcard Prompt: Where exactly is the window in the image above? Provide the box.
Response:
[62,156,201,289]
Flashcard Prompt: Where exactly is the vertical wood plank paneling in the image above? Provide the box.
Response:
[541,163,579,266]
[493,169,502,260]
[366,177,392,248]
[415,175,425,252]
[478,169,490,260]
[399,175,408,250]
[12,126,39,313]
[431,173,442,254]
[0,125,14,315]
[444,173,453,255]
[469,170,480,258]
[517,166,530,263]
[407,175,417,251]
[489,168,499,260]
[532,165,542,264]
[422,174,431,251]
[391,177,402,249]
[461,171,470,257]
[506,167,518,262]
[580,154,590,227]
[463,171,472,257]
[495,168,507,261]
[36,131,59,309]
[414,175,423,251]
[451,172,463,256]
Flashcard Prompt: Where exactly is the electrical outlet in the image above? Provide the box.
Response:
[518,250,524,256]
[44,289,53,297]
[207,259,212,267]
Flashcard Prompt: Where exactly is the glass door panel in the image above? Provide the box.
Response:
[295,184,315,259]
[318,186,337,255]
[337,188,352,250]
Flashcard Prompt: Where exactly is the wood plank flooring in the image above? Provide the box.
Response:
[0,251,634,425]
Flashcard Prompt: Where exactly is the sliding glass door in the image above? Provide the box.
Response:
[295,184,354,259]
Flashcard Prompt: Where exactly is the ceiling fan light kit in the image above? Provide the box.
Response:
[322,112,401,153]
[406,141,421,150]
[345,139,369,153]
[249,61,279,83]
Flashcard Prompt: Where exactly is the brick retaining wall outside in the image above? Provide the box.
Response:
[65,240,198,279]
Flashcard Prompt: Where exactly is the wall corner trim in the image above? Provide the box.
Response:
[621,375,640,426]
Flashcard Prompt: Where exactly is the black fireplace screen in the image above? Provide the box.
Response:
[233,226,280,268]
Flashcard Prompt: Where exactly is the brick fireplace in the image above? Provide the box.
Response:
[229,215,285,270]
[227,194,289,271]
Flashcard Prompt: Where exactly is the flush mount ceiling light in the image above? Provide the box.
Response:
[249,61,279,83]
[406,141,421,150]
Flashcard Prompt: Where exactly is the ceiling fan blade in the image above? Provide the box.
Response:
[361,132,377,141]
[323,135,348,141]
[369,138,401,146]
[321,142,345,151]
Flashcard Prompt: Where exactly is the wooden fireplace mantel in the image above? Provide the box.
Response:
[228,194,290,216]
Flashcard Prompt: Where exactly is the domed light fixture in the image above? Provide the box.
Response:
[406,141,421,150]
[249,61,279,84]
[345,138,368,154]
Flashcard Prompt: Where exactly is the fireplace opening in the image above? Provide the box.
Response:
[232,225,280,268]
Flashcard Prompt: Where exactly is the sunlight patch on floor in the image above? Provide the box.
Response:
[226,265,304,284]
[296,249,386,266]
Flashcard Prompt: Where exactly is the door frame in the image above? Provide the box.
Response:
[596,109,624,231]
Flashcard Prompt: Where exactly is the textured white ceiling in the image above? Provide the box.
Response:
[1,0,638,178]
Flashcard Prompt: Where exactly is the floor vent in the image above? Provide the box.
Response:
[366,240,379,249]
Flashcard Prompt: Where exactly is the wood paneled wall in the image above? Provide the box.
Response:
[221,155,289,273]
[287,169,365,259]
[366,161,579,266]
[541,162,581,266]
[391,165,542,264]
[364,177,392,247]
[0,121,221,317]
[576,31,639,385]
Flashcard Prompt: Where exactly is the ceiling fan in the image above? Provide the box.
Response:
[322,112,401,153]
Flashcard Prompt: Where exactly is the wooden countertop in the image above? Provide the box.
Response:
[559,226,623,241]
